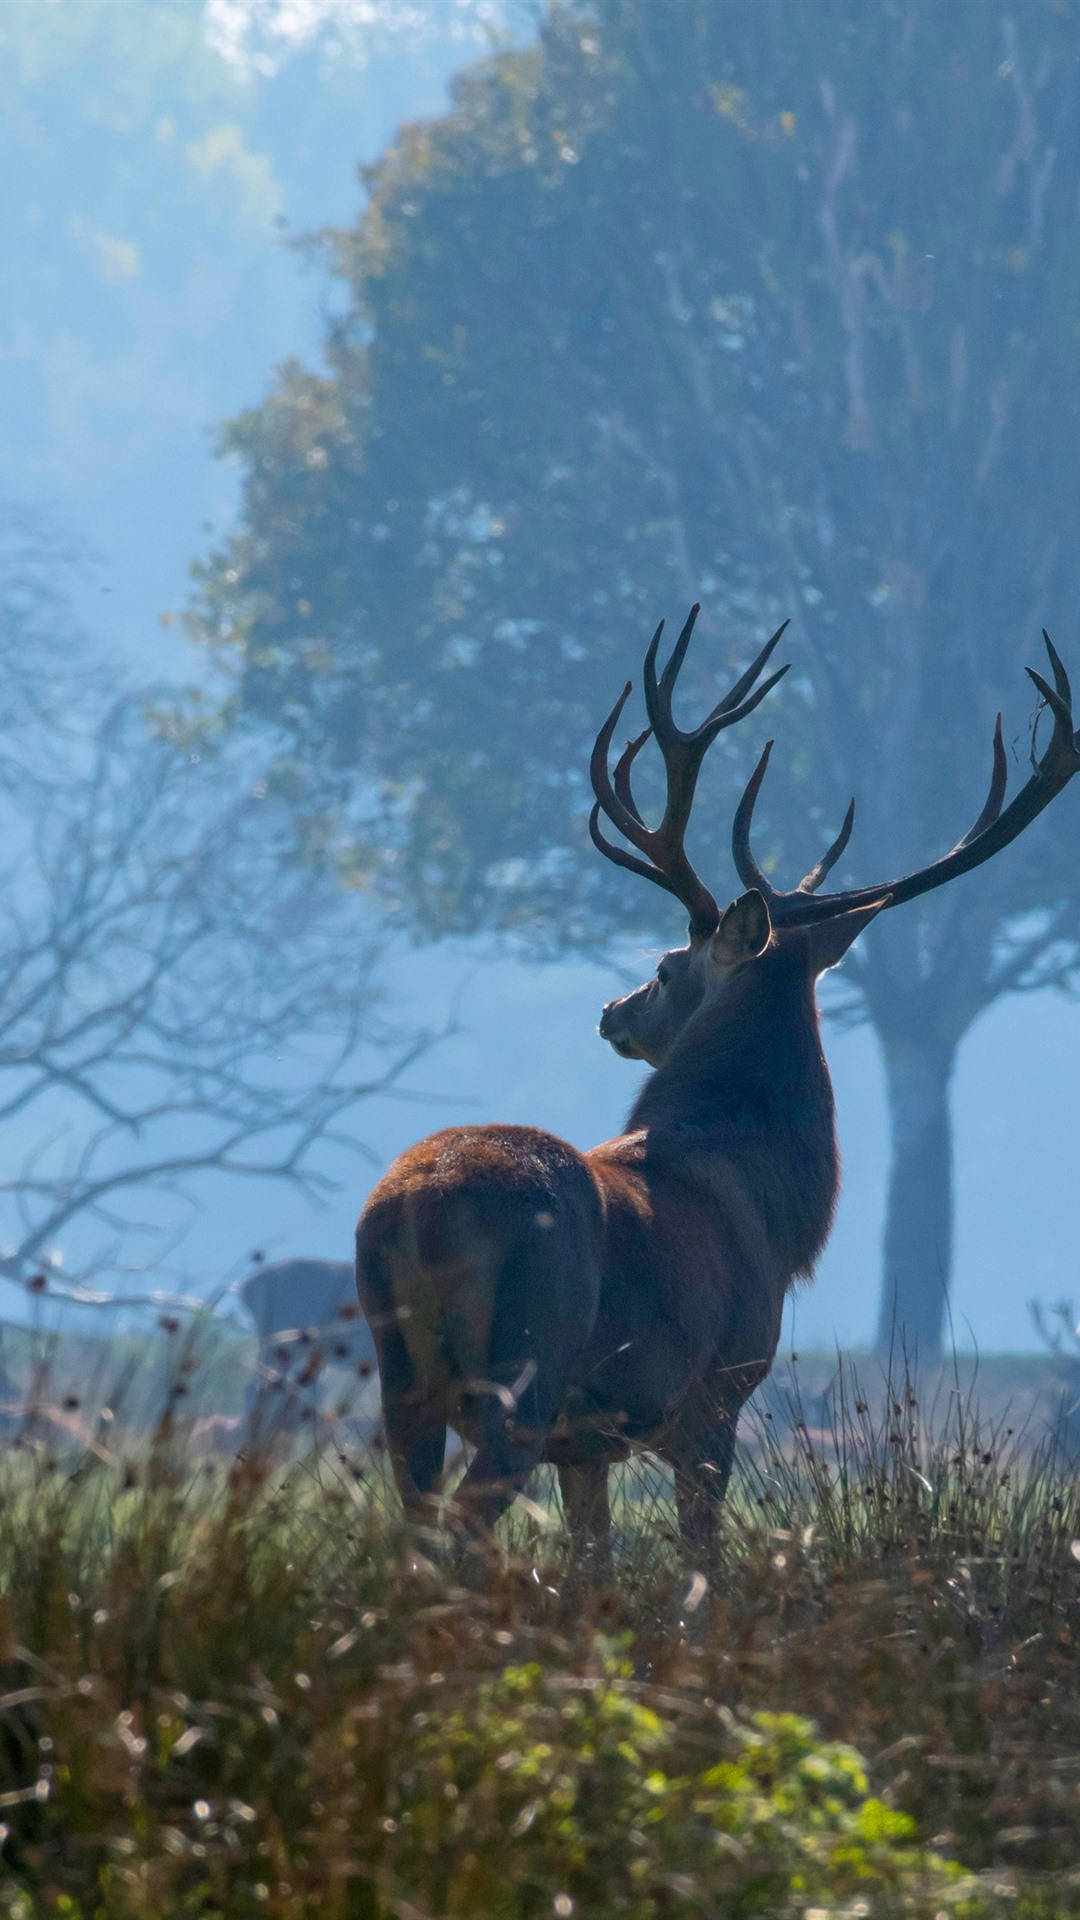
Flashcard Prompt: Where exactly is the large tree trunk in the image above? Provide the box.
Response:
[874,1028,958,1364]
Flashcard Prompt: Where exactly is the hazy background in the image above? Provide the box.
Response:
[3,0,1078,1353]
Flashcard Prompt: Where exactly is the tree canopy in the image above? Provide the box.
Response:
[191,0,1080,1353]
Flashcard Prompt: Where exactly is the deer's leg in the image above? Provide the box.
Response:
[449,1234,592,1537]
[242,1333,309,1447]
[357,1240,448,1522]
[451,1360,563,1535]
[558,1458,613,1580]
[672,1333,778,1555]
[670,1409,738,1558]
[376,1321,447,1523]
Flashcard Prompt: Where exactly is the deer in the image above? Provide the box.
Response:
[356,606,1080,1558]
[237,1256,378,1442]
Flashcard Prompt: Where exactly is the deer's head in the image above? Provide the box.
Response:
[591,607,1080,1070]
[598,889,771,1067]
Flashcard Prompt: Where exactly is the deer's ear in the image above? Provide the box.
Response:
[711,889,772,966]
[809,897,890,973]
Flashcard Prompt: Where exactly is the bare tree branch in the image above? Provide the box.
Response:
[0,630,439,1288]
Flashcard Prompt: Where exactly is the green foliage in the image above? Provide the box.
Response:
[389,1658,971,1917]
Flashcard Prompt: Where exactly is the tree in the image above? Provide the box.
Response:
[189,0,1080,1359]
[0,522,431,1296]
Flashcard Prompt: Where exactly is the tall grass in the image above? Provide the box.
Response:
[0,1343,1079,1916]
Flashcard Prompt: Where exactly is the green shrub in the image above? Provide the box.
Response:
[386,1647,976,1917]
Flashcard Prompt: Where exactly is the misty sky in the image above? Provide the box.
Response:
[3,0,1078,1351]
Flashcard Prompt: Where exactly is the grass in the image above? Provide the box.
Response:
[1,1341,1079,1915]
[0,1316,253,1432]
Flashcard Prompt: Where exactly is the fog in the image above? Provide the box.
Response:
[3,0,1079,1357]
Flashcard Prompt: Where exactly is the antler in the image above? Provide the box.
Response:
[732,630,1080,927]
[590,605,790,937]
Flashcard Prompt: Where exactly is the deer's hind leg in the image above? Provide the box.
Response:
[558,1458,613,1581]
[450,1339,567,1536]
[357,1239,449,1524]
[449,1224,601,1538]
[372,1318,449,1524]
[669,1414,738,1558]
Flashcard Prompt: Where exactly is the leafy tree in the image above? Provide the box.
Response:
[191,0,1080,1359]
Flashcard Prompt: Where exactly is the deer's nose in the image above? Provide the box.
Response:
[599,1002,640,1058]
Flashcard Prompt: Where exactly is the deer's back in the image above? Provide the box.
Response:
[359,1124,601,1249]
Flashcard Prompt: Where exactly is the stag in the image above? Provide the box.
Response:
[357,608,1079,1555]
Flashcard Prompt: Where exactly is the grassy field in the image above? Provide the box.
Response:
[1,1336,1080,1916]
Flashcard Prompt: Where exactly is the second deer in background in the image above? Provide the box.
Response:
[358,606,1080,1557]
[239,1257,376,1436]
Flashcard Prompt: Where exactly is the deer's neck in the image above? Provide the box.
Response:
[627,950,838,1278]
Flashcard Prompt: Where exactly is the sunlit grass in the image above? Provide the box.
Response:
[0,1347,1079,1915]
